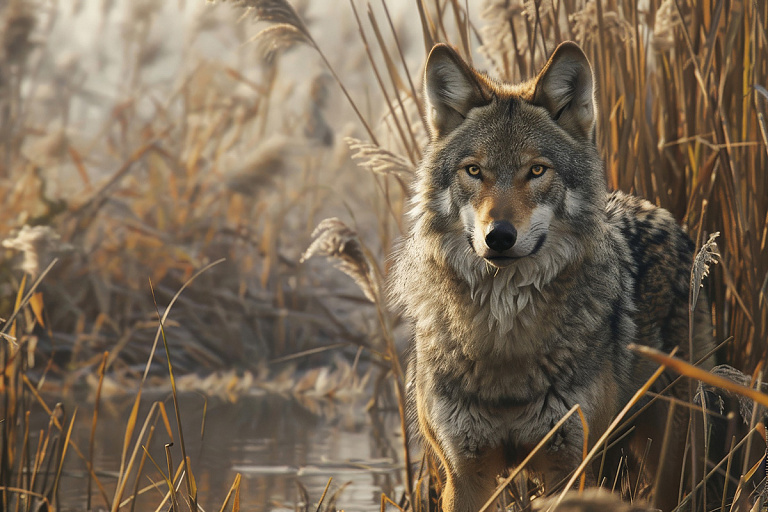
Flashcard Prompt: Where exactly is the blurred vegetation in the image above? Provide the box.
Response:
[0,0,395,383]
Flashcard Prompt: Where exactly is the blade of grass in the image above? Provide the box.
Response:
[232,470,240,512]
[630,345,768,408]
[141,259,225,383]
[21,376,111,507]
[157,402,174,444]
[142,445,177,512]
[315,477,332,512]
[114,388,143,507]
[721,434,736,512]
[51,408,76,510]
[129,423,157,512]
[87,352,109,512]
[217,473,241,512]
[18,410,30,512]
[111,402,162,512]
[112,259,227,510]
[163,443,179,512]
[26,427,45,512]
[150,280,196,507]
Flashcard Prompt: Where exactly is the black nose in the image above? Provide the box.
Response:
[485,221,517,252]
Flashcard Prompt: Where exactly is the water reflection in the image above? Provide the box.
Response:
[41,391,404,511]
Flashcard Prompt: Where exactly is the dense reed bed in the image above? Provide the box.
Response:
[0,0,766,510]
[299,0,768,509]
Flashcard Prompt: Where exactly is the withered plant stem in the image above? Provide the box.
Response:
[87,352,109,512]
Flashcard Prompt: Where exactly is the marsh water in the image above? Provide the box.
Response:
[39,391,406,511]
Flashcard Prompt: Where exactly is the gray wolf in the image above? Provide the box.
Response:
[389,41,713,511]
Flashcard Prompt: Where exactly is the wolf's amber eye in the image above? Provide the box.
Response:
[466,165,482,178]
[530,164,547,177]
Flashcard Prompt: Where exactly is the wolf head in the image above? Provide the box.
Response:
[412,42,606,273]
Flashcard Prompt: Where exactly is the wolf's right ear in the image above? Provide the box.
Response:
[425,44,490,139]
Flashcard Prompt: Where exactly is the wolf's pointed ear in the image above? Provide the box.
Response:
[425,44,490,139]
[533,42,596,142]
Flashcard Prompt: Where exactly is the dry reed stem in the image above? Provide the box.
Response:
[632,345,768,409]
[314,477,333,512]
[217,473,242,512]
[51,408,77,509]
[164,444,179,512]
[379,0,427,132]
[19,375,111,505]
[151,280,196,508]
[86,352,109,511]
[128,423,159,512]
[673,423,765,511]
[144,448,187,512]
[366,5,422,161]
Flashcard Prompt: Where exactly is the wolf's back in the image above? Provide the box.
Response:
[606,190,713,366]
[604,190,714,510]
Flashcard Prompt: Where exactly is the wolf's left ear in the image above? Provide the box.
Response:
[533,42,596,142]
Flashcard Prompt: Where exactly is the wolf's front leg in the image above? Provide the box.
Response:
[441,445,507,512]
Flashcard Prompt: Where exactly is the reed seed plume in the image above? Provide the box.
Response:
[690,232,720,312]
[2,225,71,277]
[212,0,309,35]
[652,0,683,51]
[252,22,311,62]
[345,137,414,179]
[210,0,313,61]
[301,218,380,303]
[521,0,553,26]
[569,3,633,47]
[478,0,526,79]
[695,365,768,423]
